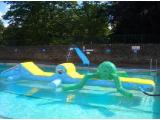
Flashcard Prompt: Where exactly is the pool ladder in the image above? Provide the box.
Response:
[149,59,159,84]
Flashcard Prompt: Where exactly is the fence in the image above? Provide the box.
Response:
[0,44,160,68]
[109,34,160,43]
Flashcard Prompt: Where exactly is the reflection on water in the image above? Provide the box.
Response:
[153,85,160,118]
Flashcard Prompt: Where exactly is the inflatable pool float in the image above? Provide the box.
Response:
[0,61,155,97]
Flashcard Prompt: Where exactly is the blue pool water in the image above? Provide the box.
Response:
[0,63,160,118]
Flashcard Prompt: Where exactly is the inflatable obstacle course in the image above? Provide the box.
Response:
[57,63,84,79]
[57,62,155,86]
[21,62,54,76]
[62,61,154,97]
[0,62,56,81]
[0,61,155,97]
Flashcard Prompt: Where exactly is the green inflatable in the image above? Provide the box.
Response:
[63,61,133,97]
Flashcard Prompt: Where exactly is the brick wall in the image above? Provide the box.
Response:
[0,44,159,67]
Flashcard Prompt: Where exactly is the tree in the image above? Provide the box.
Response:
[72,1,110,43]
[3,1,78,45]
[0,20,4,45]
[3,1,111,45]
[109,1,160,43]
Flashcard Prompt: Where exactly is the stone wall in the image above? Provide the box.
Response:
[0,44,159,67]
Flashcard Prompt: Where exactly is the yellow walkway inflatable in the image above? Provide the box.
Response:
[21,62,54,77]
[59,63,155,86]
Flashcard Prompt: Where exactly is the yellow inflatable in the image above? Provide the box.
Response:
[59,63,155,86]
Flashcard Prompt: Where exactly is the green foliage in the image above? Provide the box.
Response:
[2,1,110,46]
[0,20,4,45]
[2,1,160,45]
[109,1,160,43]
[71,2,110,43]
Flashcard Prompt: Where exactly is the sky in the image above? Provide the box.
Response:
[0,1,10,27]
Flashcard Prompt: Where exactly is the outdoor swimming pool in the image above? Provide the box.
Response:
[0,63,160,119]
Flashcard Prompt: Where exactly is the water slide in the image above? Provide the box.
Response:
[74,47,90,65]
